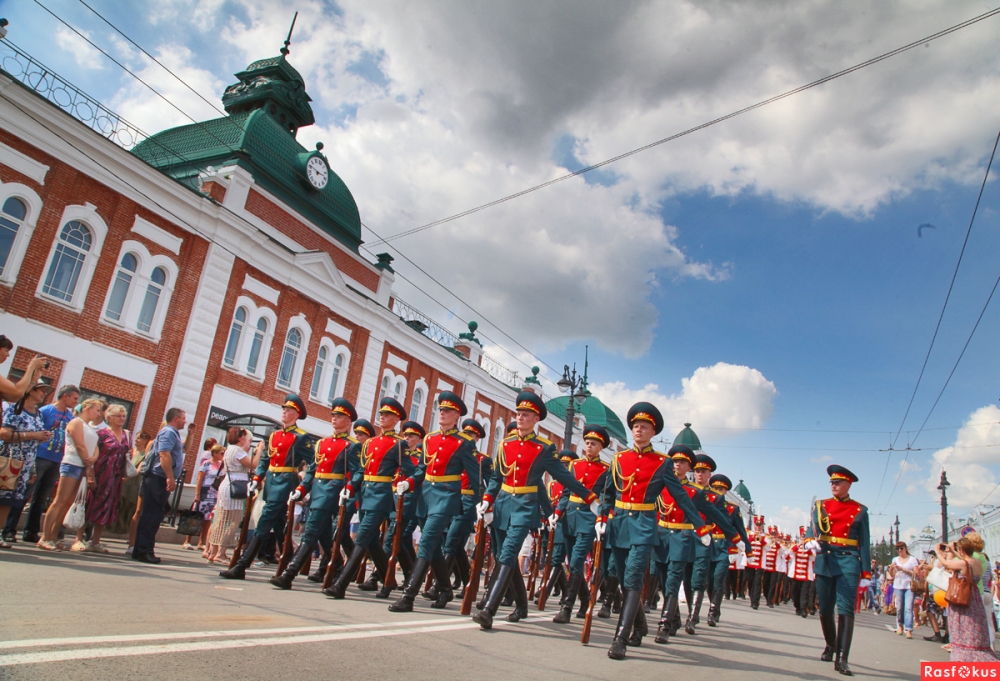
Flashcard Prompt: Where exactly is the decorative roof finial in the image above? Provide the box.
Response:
[280,11,298,57]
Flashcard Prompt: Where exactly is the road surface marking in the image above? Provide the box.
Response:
[0,617,536,666]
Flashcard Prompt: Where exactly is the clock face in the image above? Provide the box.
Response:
[306,156,328,189]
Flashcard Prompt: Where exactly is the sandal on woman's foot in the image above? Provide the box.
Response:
[37,539,59,551]
[0,540,12,549]
[181,543,195,551]
[86,542,109,554]
[69,541,89,552]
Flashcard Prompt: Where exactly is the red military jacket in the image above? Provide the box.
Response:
[746,534,765,569]
[420,429,472,478]
[461,452,490,493]
[616,448,669,508]
[763,539,780,571]
[658,481,699,528]
[569,458,609,497]
[793,544,813,580]
[548,479,565,503]
[267,428,303,470]
[313,436,354,477]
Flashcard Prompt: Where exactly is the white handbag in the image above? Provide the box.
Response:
[63,478,88,531]
[927,565,951,592]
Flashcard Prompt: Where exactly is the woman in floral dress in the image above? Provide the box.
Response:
[933,537,999,662]
[0,383,53,548]
[82,405,131,553]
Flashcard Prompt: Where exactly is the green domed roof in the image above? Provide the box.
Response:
[130,48,361,251]
[672,423,702,450]
[733,479,752,502]
[545,394,628,444]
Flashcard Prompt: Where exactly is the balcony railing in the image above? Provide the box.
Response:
[0,39,187,169]
[392,297,521,389]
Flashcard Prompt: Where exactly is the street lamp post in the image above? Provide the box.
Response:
[556,362,587,451]
[894,515,900,545]
[938,470,951,543]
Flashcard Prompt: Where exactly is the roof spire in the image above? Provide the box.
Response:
[582,345,590,393]
[280,11,298,56]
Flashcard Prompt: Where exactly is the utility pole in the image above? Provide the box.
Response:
[893,515,900,545]
[938,470,951,542]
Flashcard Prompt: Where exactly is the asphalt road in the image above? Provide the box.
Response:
[1,539,949,681]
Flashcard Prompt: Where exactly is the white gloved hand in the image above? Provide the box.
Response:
[805,540,821,552]
[476,500,491,520]
[595,521,607,538]
[700,533,712,547]
[736,540,746,553]
[248,479,259,495]
[589,501,600,516]
[859,579,871,588]
[482,511,494,526]
[289,487,303,502]
[548,513,559,530]
[395,480,410,495]
[339,487,353,504]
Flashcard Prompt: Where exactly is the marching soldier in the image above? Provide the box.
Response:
[389,392,480,612]
[472,391,599,630]
[551,425,611,624]
[323,397,415,599]
[746,516,766,608]
[763,526,780,607]
[597,403,709,660]
[270,398,361,590]
[220,394,313,580]
[436,418,493,605]
[791,527,816,617]
[805,465,871,677]
[537,451,574,608]
[353,419,375,443]
[707,473,750,626]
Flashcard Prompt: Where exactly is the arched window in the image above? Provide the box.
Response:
[393,379,404,401]
[328,353,345,403]
[430,392,441,428]
[224,306,247,367]
[0,197,26,276]
[247,317,268,375]
[105,252,137,322]
[311,346,328,399]
[277,327,302,389]
[411,388,424,426]
[42,221,92,303]
[136,266,166,334]
[378,375,390,404]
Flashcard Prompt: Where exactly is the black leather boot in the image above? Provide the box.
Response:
[455,551,471,590]
[269,542,312,590]
[835,614,855,676]
[576,575,591,619]
[477,566,499,611]
[219,534,263,580]
[820,612,837,662]
[506,572,529,622]
[324,545,367,599]
[431,558,455,609]
[654,593,678,644]
[389,558,430,612]
[598,575,618,618]
[608,589,640,660]
[685,591,704,635]
[473,564,513,630]
[629,602,648,647]
[307,550,330,583]
[708,589,724,626]
[370,546,394,598]
[553,573,581,624]
[540,567,564,609]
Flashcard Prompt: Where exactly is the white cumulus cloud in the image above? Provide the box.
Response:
[589,362,777,439]
[55,26,105,71]
[923,405,1000,508]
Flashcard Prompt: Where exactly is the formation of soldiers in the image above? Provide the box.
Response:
[217,389,870,675]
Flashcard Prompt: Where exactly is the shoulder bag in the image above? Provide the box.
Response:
[176,502,205,536]
[945,559,973,607]
[225,456,248,500]
[210,461,226,491]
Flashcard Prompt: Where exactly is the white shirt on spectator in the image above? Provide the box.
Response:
[892,555,919,590]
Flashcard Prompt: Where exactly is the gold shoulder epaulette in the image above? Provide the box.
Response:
[535,435,553,446]
[347,436,359,444]
[457,431,473,441]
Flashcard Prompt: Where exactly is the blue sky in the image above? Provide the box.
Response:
[4,0,1000,541]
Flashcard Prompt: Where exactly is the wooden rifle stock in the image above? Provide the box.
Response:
[461,517,487,615]
[274,496,297,577]
[537,527,557,610]
[384,492,406,590]
[322,504,348,590]
[526,532,540,599]
[581,537,604,645]
[228,490,259,569]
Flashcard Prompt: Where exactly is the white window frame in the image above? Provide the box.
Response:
[274,313,311,393]
[379,368,407,410]
[310,344,329,401]
[220,295,276,381]
[0,180,42,286]
[99,239,177,341]
[35,203,108,311]
[411,377,428,428]
[311,338,351,405]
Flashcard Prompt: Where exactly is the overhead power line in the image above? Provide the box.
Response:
[366,6,1000,246]
[875,122,1000,512]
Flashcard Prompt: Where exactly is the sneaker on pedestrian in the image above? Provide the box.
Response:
[1,531,16,544]
[924,632,943,642]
